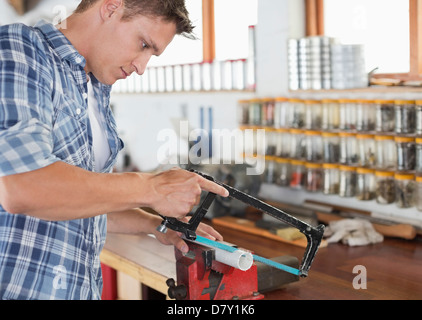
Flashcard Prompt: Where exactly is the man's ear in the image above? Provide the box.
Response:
[100,0,123,20]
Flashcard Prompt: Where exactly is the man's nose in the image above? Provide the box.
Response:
[133,54,152,75]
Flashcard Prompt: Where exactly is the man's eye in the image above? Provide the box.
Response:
[142,41,149,49]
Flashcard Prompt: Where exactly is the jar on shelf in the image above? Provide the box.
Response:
[248,98,262,126]
[375,170,396,205]
[304,100,322,130]
[375,135,397,171]
[395,173,416,208]
[322,132,340,163]
[305,162,323,192]
[356,134,376,167]
[321,99,340,130]
[375,99,395,133]
[416,100,422,136]
[289,129,305,159]
[416,138,422,175]
[395,100,416,135]
[265,129,277,156]
[263,156,277,183]
[356,167,376,201]
[290,160,305,190]
[304,130,323,162]
[339,132,358,165]
[339,99,357,131]
[274,97,289,128]
[261,98,275,127]
[275,128,291,158]
[323,163,340,195]
[356,99,376,132]
[416,176,422,212]
[395,136,416,171]
[289,98,305,128]
[339,165,357,197]
[238,99,250,125]
[275,157,291,187]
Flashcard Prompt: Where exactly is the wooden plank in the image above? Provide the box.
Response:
[212,216,327,248]
[410,0,422,76]
[100,233,176,296]
[202,0,215,62]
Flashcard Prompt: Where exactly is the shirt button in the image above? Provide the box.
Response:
[83,93,88,100]
[75,57,82,64]
[76,108,81,115]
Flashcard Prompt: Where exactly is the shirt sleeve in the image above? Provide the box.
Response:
[0,24,60,177]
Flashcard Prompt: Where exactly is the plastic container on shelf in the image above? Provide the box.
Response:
[395,136,416,171]
[304,130,323,162]
[304,100,322,130]
[305,162,323,192]
[263,156,277,184]
[356,99,376,132]
[416,138,422,175]
[275,157,291,187]
[416,100,422,136]
[339,132,358,165]
[261,98,275,127]
[321,99,340,130]
[375,170,396,205]
[395,173,416,209]
[375,99,395,133]
[274,97,290,128]
[289,98,306,128]
[322,163,340,195]
[339,99,357,131]
[290,160,305,190]
[356,167,376,201]
[289,129,305,160]
[375,135,397,171]
[275,128,291,158]
[395,100,416,135]
[265,129,277,156]
[339,165,357,197]
[248,98,262,126]
[322,132,340,163]
[356,134,376,168]
[238,99,250,125]
[416,176,422,212]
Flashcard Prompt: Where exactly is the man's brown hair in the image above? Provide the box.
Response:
[74,0,195,38]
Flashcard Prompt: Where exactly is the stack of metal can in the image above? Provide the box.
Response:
[288,36,367,91]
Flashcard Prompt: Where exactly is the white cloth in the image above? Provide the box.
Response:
[324,219,384,246]
[87,80,111,172]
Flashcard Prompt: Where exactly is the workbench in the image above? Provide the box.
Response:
[100,221,422,300]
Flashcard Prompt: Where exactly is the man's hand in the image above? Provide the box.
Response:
[144,168,229,219]
[153,217,223,254]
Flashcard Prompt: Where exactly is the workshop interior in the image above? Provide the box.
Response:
[2,0,422,301]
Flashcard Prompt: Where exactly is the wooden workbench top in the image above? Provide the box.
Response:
[101,222,422,300]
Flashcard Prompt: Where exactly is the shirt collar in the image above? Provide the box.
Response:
[34,20,86,69]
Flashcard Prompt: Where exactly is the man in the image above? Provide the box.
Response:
[0,0,228,299]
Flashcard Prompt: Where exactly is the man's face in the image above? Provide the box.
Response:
[87,8,177,85]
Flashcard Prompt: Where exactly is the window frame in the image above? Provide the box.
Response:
[306,0,422,81]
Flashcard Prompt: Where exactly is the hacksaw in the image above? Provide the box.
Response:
[157,170,325,277]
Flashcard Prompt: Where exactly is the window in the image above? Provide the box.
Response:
[324,0,410,74]
[214,0,258,61]
[307,0,422,81]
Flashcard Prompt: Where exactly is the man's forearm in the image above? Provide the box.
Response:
[0,161,151,221]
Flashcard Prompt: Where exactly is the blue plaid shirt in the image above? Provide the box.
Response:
[0,21,123,299]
